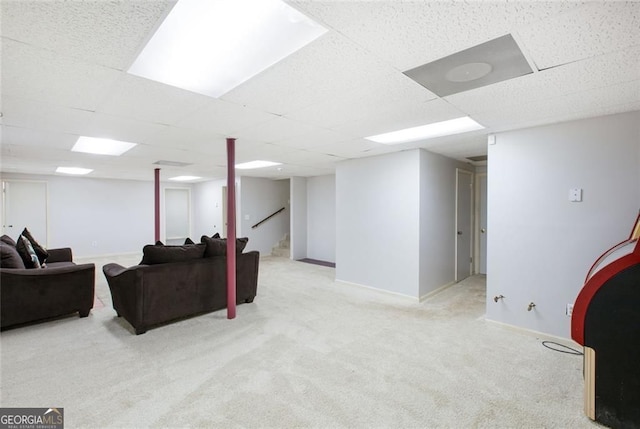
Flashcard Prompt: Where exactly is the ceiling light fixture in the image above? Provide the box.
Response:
[56,167,93,175]
[128,0,327,98]
[72,136,137,156]
[235,160,282,170]
[365,117,484,145]
[169,176,202,182]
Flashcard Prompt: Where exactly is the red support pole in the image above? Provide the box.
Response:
[226,138,237,319]
[154,168,160,243]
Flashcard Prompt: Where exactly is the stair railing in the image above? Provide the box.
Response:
[252,207,285,229]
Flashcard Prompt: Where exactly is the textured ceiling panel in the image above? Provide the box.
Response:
[2,39,123,111]
[1,0,175,69]
[221,32,396,115]
[290,0,585,70]
[1,1,639,180]
[286,71,436,128]
[1,125,77,150]
[96,74,212,127]
[175,99,275,136]
[446,46,640,117]
[517,1,640,70]
[332,98,467,138]
[2,96,97,137]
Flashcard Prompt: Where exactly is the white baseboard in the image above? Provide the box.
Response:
[419,281,456,302]
[335,279,419,302]
[483,318,578,344]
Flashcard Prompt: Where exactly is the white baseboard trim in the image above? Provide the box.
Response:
[419,281,456,302]
[335,279,419,302]
[483,318,577,344]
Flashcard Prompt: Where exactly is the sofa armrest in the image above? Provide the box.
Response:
[46,247,73,263]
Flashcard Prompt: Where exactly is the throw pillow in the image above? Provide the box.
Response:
[20,228,48,265]
[155,240,164,245]
[140,243,206,265]
[212,233,221,239]
[201,236,248,257]
[0,242,26,268]
[16,235,42,268]
[184,237,195,244]
[0,234,17,247]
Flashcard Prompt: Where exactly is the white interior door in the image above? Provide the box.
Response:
[2,181,48,245]
[455,169,473,282]
[478,173,488,274]
[164,188,190,245]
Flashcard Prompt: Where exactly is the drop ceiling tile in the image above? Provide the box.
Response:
[233,116,322,143]
[311,138,383,158]
[517,1,640,69]
[1,0,174,69]
[331,97,467,139]
[2,39,123,111]
[473,79,640,131]
[221,32,396,115]
[97,75,212,126]
[87,112,170,144]
[446,46,640,116]
[145,126,227,155]
[1,125,77,150]
[175,99,275,136]
[2,96,97,137]
[287,71,436,128]
[267,127,347,150]
[291,1,585,70]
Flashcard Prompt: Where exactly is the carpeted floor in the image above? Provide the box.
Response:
[0,254,596,428]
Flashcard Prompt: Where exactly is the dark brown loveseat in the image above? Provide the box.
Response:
[1,237,95,329]
[103,237,259,334]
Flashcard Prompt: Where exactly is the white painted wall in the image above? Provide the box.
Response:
[487,111,640,338]
[290,177,307,260]
[336,150,421,297]
[193,179,225,239]
[307,175,336,263]
[239,177,290,255]
[0,173,161,257]
[419,150,470,297]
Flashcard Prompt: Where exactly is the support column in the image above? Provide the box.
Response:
[226,138,237,319]
[154,168,160,243]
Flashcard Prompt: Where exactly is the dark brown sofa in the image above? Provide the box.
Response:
[103,238,259,334]
[1,244,96,329]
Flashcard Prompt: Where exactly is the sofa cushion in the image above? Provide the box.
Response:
[20,228,48,265]
[0,242,26,269]
[201,236,248,257]
[140,243,206,265]
[0,234,16,247]
[16,235,42,268]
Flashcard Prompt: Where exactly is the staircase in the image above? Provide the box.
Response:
[271,233,290,258]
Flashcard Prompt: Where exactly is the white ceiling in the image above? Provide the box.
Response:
[1,0,639,182]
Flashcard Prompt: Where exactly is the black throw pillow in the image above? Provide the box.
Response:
[201,236,248,257]
[16,235,42,268]
[212,233,221,238]
[0,242,26,268]
[140,243,206,265]
[184,237,195,244]
[20,228,48,265]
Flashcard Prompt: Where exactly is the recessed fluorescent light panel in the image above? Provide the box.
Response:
[56,167,93,175]
[72,136,137,156]
[235,160,282,170]
[169,176,202,182]
[365,117,484,145]
[128,0,327,98]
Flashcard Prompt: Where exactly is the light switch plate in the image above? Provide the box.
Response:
[569,188,582,202]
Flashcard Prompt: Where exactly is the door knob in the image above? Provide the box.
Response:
[457,231,462,235]
[481,228,486,233]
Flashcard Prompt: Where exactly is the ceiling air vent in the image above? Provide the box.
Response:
[153,160,193,167]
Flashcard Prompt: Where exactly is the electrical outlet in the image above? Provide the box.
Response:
[566,303,574,316]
